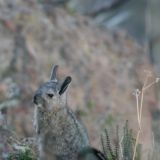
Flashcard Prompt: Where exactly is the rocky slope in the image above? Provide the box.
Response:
[0,0,158,159]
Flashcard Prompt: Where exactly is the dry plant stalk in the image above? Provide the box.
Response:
[132,72,160,160]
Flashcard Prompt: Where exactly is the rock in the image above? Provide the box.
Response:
[67,0,128,15]
[0,126,37,159]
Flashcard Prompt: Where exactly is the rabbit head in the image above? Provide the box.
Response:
[33,65,72,111]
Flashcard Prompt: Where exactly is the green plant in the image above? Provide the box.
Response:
[87,100,95,110]
[101,121,141,160]
[101,126,119,160]
[122,121,141,160]
[8,149,36,160]
[105,114,114,126]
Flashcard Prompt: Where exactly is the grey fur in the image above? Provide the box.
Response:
[33,65,89,160]
[50,65,59,82]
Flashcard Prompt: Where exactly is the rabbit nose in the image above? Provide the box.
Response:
[33,93,42,105]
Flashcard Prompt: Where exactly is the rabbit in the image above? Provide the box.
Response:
[33,65,89,160]
[78,147,106,160]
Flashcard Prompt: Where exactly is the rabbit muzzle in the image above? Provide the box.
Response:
[33,93,45,106]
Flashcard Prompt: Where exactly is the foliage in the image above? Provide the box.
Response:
[101,126,119,160]
[122,121,141,160]
[8,149,36,160]
[101,121,141,160]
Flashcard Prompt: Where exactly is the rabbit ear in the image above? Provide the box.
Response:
[59,76,72,95]
[50,65,58,82]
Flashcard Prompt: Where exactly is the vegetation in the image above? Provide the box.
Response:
[100,73,160,160]
[101,121,141,160]
[8,149,36,160]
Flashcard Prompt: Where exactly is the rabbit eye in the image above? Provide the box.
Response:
[47,93,54,98]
